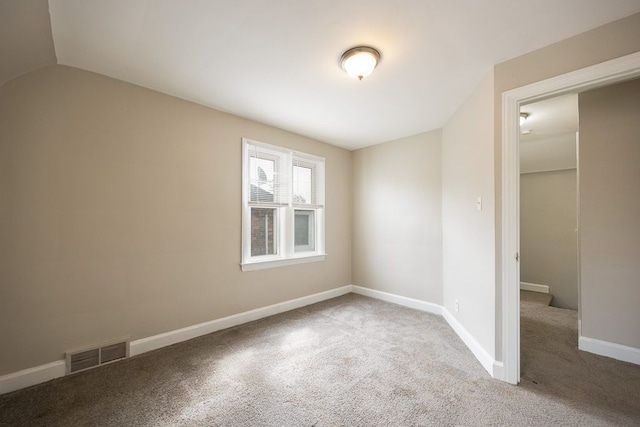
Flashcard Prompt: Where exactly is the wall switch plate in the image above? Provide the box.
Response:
[476,197,482,211]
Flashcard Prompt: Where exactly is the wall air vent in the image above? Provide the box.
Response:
[66,340,130,374]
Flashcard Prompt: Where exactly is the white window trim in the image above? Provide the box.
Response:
[241,254,326,272]
[241,138,326,271]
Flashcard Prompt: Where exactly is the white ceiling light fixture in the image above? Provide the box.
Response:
[340,46,381,81]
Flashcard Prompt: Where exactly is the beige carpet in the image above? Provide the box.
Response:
[1,293,639,426]
[520,290,640,423]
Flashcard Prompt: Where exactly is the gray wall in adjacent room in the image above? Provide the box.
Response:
[520,169,578,310]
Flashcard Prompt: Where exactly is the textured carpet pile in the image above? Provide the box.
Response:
[1,293,639,426]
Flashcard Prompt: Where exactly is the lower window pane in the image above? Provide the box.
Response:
[295,210,315,252]
[251,208,277,256]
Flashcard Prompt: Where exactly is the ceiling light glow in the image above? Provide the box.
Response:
[341,46,380,80]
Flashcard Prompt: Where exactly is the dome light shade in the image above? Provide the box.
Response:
[341,46,380,80]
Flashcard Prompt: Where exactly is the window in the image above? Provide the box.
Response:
[241,138,325,270]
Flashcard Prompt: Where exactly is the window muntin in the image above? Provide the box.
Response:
[242,138,325,270]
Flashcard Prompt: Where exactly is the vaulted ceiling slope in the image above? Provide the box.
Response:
[0,0,56,86]
[5,1,640,150]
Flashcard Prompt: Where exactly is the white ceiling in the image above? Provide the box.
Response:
[521,94,579,143]
[520,94,578,174]
[48,0,640,150]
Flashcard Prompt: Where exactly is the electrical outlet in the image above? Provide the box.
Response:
[455,299,459,313]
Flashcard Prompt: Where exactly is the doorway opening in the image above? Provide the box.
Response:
[518,94,579,383]
[500,51,640,384]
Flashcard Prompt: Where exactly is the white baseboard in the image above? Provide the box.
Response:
[350,285,497,377]
[2,285,505,394]
[579,336,640,365]
[442,308,496,377]
[351,285,443,316]
[130,285,353,356]
[492,360,505,381]
[0,361,66,395]
[520,282,549,293]
[0,285,352,395]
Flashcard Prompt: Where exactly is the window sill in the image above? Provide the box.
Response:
[240,254,326,272]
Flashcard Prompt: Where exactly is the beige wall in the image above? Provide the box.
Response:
[442,70,496,357]
[0,0,56,86]
[492,12,640,360]
[578,79,640,349]
[352,131,442,304]
[0,65,352,375]
[520,170,578,310]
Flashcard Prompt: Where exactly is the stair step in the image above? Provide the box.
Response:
[520,290,553,306]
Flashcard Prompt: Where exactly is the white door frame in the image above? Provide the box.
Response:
[500,51,640,385]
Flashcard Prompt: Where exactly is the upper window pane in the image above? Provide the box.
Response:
[293,162,313,205]
[249,156,276,203]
